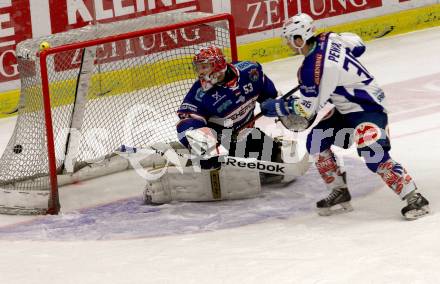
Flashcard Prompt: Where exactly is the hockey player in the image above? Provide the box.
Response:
[260,13,430,220]
[176,45,285,175]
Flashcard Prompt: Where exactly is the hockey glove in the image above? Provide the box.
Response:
[260,98,295,117]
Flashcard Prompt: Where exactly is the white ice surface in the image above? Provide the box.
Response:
[1,27,440,283]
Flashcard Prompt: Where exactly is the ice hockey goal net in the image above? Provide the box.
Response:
[0,12,237,215]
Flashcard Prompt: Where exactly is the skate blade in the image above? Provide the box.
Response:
[318,202,353,216]
[404,205,430,221]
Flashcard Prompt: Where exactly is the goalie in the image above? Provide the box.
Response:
[143,45,309,204]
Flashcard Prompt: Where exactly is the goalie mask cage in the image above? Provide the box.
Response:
[0,12,237,215]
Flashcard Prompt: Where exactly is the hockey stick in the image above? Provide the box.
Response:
[237,85,300,132]
[62,47,96,173]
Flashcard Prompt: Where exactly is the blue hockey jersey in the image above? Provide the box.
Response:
[293,32,387,119]
[177,61,278,147]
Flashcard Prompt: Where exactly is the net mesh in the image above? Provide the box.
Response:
[0,12,234,208]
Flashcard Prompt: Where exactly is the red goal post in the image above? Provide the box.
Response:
[0,12,237,215]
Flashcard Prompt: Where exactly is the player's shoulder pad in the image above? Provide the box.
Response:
[337,32,366,57]
[233,61,261,72]
[178,82,205,114]
[338,32,363,44]
[185,81,208,103]
[233,61,264,84]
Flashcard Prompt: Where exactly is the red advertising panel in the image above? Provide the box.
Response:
[231,0,285,36]
[0,0,388,86]
[54,24,216,72]
[231,0,383,36]
[49,0,201,34]
[0,0,32,83]
[286,0,383,19]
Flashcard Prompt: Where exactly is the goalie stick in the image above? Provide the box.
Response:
[219,154,310,177]
[116,144,311,178]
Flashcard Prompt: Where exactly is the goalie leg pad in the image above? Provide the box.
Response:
[143,166,261,204]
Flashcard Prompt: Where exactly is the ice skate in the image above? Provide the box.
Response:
[401,193,430,220]
[316,187,353,216]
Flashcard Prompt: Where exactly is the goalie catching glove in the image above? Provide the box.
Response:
[185,127,229,169]
[185,127,228,157]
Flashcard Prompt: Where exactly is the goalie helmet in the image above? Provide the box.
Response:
[193,45,227,91]
[282,13,315,49]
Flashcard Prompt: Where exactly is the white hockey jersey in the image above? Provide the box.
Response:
[294,32,387,119]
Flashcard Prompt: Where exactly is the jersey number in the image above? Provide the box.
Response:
[343,53,373,85]
[301,100,312,108]
[243,83,253,94]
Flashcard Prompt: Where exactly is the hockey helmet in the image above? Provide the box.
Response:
[282,13,315,49]
[193,45,227,91]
